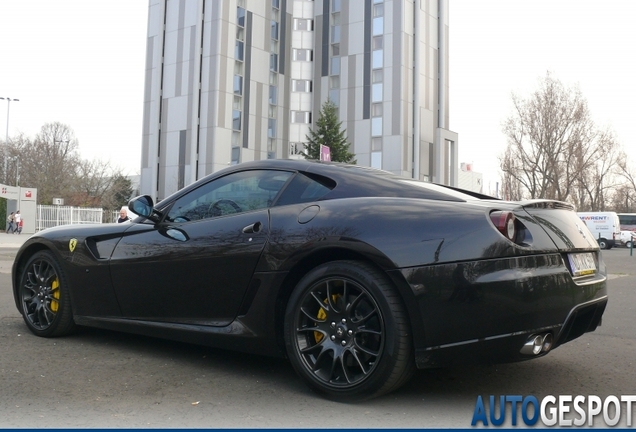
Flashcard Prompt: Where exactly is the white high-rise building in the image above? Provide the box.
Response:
[141,0,458,202]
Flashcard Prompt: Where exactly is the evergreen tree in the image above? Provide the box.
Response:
[303,100,356,164]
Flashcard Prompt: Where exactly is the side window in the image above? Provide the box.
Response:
[274,173,335,206]
[166,170,292,222]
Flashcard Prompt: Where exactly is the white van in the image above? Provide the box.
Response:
[577,212,621,249]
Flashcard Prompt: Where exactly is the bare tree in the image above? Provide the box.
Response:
[571,133,621,211]
[500,73,621,206]
[69,159,121,207]
[2,122,136,211]
[616,157,636,212]
[499,146,524,201]
[17,122,81,204]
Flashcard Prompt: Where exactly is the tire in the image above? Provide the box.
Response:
[18,251,76,337]
[598,238,608,250]
[626,241,633,249]
[284,260,414,401]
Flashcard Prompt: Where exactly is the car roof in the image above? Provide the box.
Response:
[213,159,478,203]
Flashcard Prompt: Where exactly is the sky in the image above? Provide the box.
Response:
[1,1,635,184]
[449,0,636,194]
[0,0,148,176]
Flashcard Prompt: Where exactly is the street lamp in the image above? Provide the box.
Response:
[1,97,20,144]
[1,97,20,183]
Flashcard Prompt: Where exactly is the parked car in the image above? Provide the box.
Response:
[620,230,635,248]
[577,211,621,249]
[12,160,607,400]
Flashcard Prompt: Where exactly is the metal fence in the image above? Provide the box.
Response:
[36,205,111,231]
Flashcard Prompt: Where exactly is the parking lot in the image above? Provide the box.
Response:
[1,236,635,428]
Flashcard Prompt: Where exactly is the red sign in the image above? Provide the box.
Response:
[320,144,331,162]
[25,190,32,198]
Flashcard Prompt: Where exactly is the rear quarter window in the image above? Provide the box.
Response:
[274,172,335,206]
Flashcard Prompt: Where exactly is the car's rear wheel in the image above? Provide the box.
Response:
[598,238,608,249]
[18,251,76,337]
[284,260,414,401]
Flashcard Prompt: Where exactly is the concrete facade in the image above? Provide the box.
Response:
[141,0,458,202]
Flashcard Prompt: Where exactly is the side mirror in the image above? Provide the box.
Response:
[128,195,162,222]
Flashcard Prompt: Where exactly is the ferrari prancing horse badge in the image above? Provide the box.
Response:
[69,238,77,252]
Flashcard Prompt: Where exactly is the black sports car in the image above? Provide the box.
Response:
[12,159,607,400]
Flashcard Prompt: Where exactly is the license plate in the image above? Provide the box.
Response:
[568,253,597,276]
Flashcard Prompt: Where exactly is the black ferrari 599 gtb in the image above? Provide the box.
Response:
[13,160,607,400]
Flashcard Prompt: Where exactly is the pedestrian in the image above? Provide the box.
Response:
[6,212,15,234]
[13,211,21,234]
[117,206,131,223]
[17,219,24,234]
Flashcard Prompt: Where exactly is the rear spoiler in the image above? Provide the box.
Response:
[435,184,501,200]
[519,199,575,211]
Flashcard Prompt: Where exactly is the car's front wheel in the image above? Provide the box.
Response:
[18,251,76,337]
[284,260,414,401]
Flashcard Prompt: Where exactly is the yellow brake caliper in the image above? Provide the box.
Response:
[314,294,341,343]
[50,278,60,312]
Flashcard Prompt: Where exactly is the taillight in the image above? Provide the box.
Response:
[490,211,517,241]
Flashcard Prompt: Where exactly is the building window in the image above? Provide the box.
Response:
[269,85,277,104]
[233,75,243,95]
[372,69,383,83]
[294,18,313,31]
[292,79,312,92]
[232,110,242,130]
[271,20,279,40]
[332,0,341,12]
[272,0,280,9]
[289,142,305,156]
[293,49,313,61]
[268,118,277,138]
[372,83,382,102]
[373,3,384,17]
[372,137,382,151]
[237,7,246,27]
[373,36,383,50]
[372,103,383,117]
[292,111,312,123]
[373,17,383,35]
[235,41,244,61]
[330,57,340,75]
[372,50,383,69]
[329,89,340,106]
[270,53,278,71]
[371,117,382,136]
[231,146,240,165]
[371,151,382,169]
[331,26,341,43]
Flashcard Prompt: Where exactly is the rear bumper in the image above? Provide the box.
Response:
[397,253,607,369]
[412,296,606,368]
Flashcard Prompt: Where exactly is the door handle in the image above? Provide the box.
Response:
[242,222,262,234]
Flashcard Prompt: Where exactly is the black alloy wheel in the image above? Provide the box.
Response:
[18,251,76,337]
[284,260,414,400]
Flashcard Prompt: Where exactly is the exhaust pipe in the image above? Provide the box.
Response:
[520,333,553,355]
